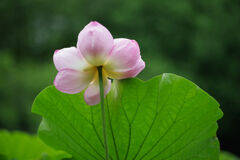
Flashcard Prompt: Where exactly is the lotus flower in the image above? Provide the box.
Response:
[53,21,145,105]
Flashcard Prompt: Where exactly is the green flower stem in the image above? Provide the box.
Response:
[97,66,109,160]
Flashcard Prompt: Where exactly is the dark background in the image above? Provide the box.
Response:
[0,0,240,156]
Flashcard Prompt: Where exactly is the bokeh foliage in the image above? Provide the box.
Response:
[0,130,71,160]
[0,0,239,156]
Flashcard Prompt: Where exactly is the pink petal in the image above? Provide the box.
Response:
[104,38,141,70]
[77,21,114,66]
[105,58,145,80]
[53,47,91,71]
[84,77,111,106]
[120,59,145,78]
[54,69,96,94]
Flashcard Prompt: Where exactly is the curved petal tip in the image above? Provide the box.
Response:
[77,21,114,66]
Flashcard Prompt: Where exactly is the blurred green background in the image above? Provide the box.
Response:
[0,0,239,156]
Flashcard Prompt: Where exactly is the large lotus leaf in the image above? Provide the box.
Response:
[32,73,223,160]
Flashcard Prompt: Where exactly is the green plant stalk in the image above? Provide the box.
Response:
[97,66,109,160]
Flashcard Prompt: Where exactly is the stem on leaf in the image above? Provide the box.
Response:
[97,66,109,160]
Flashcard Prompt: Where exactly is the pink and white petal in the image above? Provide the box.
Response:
[53,47,92,71]
[54,69,96,94]
[105,58,145,80]
[77,21,114,66]
[84,77,111,106]
[121,59,145,78]
[104,38,141,70]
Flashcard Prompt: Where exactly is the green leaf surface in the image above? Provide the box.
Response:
[32,73,223,160]
[0,130,71,160]
[220,151,240,160]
